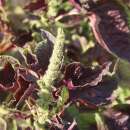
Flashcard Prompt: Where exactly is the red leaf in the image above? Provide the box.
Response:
[71,0,130,62]
[25,0,47,11]
[69,77,117,108]
[88,1,130,62]
[0,63,15,90]
[64,62,111,89]
[0,62,38,106]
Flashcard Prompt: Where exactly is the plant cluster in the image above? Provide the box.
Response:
[0,0,130,130]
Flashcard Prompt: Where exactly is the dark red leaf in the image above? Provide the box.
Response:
[0,63,15,86]
[15,75,30,101]
[12,68,38,106]
[0,62,38,106]
[69,77,118,108]
[64,62,111,90]
[89,2,130,61]
[88,1,130,62]
[0,63,16,102]
[25,0,47,11]
[71,0,130,62]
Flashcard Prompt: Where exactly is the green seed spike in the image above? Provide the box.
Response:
[36,28,65,125]
[42,27,65,89]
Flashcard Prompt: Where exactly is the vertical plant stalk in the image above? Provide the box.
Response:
[36,28,65,125]
[43,30,64,89]
[38,27,64,90]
